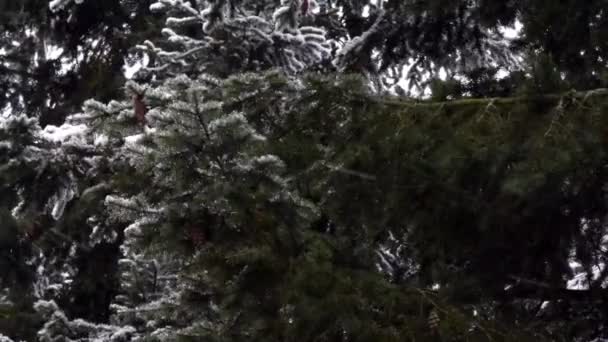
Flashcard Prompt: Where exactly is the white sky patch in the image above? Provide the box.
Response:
[58,57,78,76]
[393,60,443,98]
[500,20,523,40]
[499,20,525,79]
[124,62,141,79]
[362,5,370,18]
[53,38,101,77]
[390,19,523,96]
[567,259,607,290]
[46,44,64,60]
[123,54,150,79]
[495,69,510,79]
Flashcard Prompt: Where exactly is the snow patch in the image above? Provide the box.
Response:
[48,180,77,220]
[49,0,85,12]
[0,335,15,342]
[41,123,87,143]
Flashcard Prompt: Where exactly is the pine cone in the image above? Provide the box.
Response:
[133,93,147,126]
[185,225,207,248]
[301,0,309,16]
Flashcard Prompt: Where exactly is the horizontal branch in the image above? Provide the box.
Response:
[323,163,377,181]
[359,88,608,109]
[498,275,608,302]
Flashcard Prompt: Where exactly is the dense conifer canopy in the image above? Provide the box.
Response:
[1,0,608,341]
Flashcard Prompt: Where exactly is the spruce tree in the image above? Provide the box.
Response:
[0,0,163,125]
[2,0,608,341]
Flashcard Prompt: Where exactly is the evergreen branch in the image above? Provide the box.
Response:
[323,163,377,181]
[106,198,161,216]
[414,288,501,340]
[358,88,608,109]
[37,226,93,253]
[115,304,177,314]
[504,274,608,302]
[192,94,227,174]
[544,97,565,138]
[169,45,206,61]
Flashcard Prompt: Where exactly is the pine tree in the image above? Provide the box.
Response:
[136,0,331,77]
[2,0,608,341]
[0,109,133,339]
[0,0,163,125]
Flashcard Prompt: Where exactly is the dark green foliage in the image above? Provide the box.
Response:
[292,79,608,340]
[0,0,164,125]
[94,71,608,340]
[325,0,608,94]
[518,0,608,89]
[209,72,608,340]
[0,208,42,341]
[2,1,608,341]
